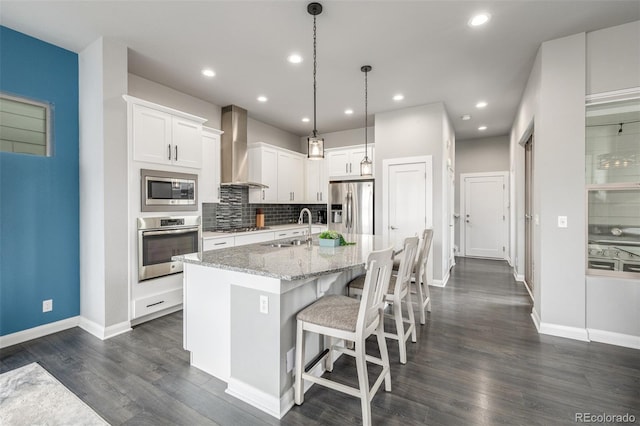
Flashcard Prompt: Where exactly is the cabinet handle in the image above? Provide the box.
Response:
[168,144,172,160]
[146,300,165,308]
[262,189,265,200]
[174,145,178,162]
[214,242,227,246]
[320,192,323,201]
[346,163,348,173]
[349,163,352,173]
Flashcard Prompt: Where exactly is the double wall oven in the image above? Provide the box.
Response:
[137,216,201,281]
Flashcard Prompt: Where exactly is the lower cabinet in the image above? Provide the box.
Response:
[133,288,182,319]
[203,236,235,251]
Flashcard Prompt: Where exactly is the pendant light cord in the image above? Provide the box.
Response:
[364,69,368,157]
[312,14,318,138]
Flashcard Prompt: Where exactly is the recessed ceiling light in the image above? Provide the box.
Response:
[201,69,215,78]
[478,125,487,131]
[393,94,404,101]
[461,114,472,121]
[476,101,488,108]
[344,109,354,115]
[302,117,310,123]
[288,54,303,64]
[468,13,491,27]
[257,96,268,102]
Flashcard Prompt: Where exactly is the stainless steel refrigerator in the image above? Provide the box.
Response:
[328,180,374,235]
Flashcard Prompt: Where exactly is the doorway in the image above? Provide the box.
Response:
[524,134,534,295]
[460,172,508,259]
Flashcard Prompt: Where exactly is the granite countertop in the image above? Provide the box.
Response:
[177,234,397,281]
[203,223,327,239]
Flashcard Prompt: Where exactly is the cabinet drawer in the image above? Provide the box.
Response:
[235,232,274,246]
[203,236,235,251]
[275,228,305,239]
[133,288,182,319]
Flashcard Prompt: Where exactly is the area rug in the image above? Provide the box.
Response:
[0,362,109,425]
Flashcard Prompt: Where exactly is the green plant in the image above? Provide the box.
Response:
[318,231,355,246]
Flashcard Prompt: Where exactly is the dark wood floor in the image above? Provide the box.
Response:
[2,258,638,425]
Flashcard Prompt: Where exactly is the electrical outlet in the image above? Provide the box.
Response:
[558,215,568,228]
[259,295,269,314]
[286,348,295,372]
[42,299,53,312]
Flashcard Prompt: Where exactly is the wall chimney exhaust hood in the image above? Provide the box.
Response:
[220,105,268,188]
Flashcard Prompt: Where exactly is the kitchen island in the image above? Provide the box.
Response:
[175,234,395,419]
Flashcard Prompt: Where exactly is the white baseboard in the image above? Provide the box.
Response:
[432,271,449,287]
[531,309,541,332]
[226,352,327,419]
[538,321,589,342]
[0,316,79,349]
[79,317,131,340]
[588,328,640,350]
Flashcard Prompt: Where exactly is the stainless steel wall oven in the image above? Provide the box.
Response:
[138,216,201,281]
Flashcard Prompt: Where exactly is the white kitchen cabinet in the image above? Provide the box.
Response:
[326,145,375,178]
[274,228,306,239]
[127,96,206,169]
[277,151,305,202]
[305,158,328,203]
[248,144,279,203]
[203,236,235,251]
[201,127,224,203]
[234,232,275,245]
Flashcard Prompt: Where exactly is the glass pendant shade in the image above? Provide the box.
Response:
[307,135,324,159]
[360,156,373,176]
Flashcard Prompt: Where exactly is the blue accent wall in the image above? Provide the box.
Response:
[0,26,79,336]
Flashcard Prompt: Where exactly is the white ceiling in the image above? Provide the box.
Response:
[1,1,639,140]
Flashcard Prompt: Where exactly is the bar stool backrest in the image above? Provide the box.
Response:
[357,246,394,337]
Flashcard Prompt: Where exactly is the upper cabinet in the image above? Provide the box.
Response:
[124,95,207,169]
[305,158,328,203]
[277,151,305,202]
[248,143,306,203]
[201,126,224,203]
[326,145,375,179]
[248,144,279,203]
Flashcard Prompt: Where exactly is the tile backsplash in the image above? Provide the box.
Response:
[203,186,327,231]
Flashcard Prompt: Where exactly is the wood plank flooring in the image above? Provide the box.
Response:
[2,257,638,425]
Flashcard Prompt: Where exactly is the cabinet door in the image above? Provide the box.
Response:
[249,147,278,203]
[133,104,172,165]
[278,152,304,202]
[305,159,327,203]
[327,150,350,177]
[201,131,221,203]
[172,118,203,169]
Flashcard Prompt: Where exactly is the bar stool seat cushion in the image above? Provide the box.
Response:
[297,295,361,332]
[349,274,402,294]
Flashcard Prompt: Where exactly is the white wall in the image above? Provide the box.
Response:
[510,21,640,346]
[79,37,129,334]
[299,127,374,152]
[375,103,448,281]
[248,117,301,153]
[587,21,640,95]
[455,135,509,252]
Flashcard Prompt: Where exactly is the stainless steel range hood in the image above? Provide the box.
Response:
[220,105,268,188]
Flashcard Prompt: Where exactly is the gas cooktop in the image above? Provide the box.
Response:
[220,227,271,233]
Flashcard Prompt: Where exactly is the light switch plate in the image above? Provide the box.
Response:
[259,295,269,314]
[558,216,568,228]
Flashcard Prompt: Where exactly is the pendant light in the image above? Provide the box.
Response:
[360,65,373,176]
[307,2,324,160]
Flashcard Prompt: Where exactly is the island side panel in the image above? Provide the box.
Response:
[183,263,231,381]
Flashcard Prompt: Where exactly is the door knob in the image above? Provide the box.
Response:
[390,225,398,230]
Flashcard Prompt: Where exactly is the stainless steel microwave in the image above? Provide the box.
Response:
[141,169,198,212]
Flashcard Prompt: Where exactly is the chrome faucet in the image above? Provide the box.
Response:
[298,208,313,242]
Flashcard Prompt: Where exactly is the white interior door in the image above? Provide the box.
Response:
[387,161,427,248]
[463,173,507,259]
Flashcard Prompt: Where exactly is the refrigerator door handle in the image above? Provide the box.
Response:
[346,192,352,229]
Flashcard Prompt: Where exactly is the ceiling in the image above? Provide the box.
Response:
[1,1,639,141]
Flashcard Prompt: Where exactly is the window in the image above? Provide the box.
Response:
[0,93,52,156]
[586,97,640,277]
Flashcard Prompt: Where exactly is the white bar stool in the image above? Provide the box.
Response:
[294,246,394,426]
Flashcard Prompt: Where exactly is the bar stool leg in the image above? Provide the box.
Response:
[405,289,417,342]
[355,338,372,426]
[393,297,407,364]
[375,314,392,392]
[294,321,305,405]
